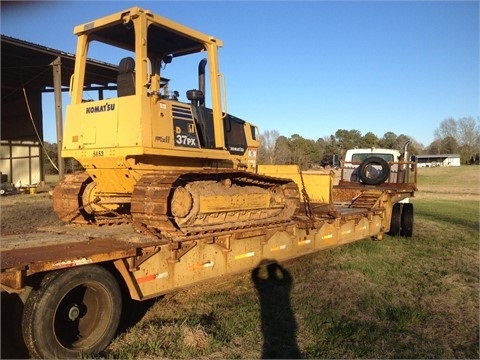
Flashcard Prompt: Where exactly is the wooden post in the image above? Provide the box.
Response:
[51,56,65,180]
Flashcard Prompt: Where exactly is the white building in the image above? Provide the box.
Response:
[416,154,461,167]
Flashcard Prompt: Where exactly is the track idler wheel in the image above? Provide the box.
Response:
[171,186,193,218]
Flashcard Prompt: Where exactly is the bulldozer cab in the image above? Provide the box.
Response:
[65,7,259,170]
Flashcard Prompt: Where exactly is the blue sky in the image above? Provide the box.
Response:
[2,1,478,147]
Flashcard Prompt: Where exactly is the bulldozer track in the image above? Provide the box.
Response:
[52,170,301,242]
[132,217,298,242]
[52,172,92,224]
[53,172,130,225]
[130,170,300,239]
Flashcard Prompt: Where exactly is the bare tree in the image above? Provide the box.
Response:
[258,129,280,165]
[458,116,480,149]
[434,118,458,141]
[433,116,480,163]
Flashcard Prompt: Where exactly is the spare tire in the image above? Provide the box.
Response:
[358,156,390,185]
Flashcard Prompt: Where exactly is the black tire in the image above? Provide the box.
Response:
[22,265,122,359]
[358,156,390,185]
[388,203,403,236]
[401,203,414,237]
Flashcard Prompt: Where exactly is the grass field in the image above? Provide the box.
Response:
[93,166,479,359]
[415,166,480,200]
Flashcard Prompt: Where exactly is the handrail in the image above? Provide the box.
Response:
[143,57,152,87]
[69,75,74,97]
[338,161,418,185]
[219,73,227,118]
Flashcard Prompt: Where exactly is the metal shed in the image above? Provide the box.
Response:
[416,154,461,167]
[1,35,118,186]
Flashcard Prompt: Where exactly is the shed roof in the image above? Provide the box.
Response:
[416,154,460,159]
[1,34,121,145]
[1,34,118,100]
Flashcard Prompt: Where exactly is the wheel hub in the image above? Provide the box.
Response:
[67,304,81,321]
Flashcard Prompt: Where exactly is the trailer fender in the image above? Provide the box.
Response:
[113,258,143,301]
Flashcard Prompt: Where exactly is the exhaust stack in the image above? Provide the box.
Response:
[198,58,207,106]
[403,141,411,162]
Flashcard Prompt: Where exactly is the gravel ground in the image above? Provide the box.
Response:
[1,191,62,235]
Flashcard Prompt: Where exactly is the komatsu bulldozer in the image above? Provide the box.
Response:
[53,7,300,236]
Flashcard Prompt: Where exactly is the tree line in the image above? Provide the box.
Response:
[258,116,480,169]
[41,142,82,175]
[41,116,479,174]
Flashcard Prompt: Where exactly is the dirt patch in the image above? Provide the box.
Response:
[414,180,480,201]
[415,166,480,201]
[1,192,63,235]
[414,188,480,201]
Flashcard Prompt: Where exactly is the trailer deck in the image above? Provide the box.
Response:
[0,202,383,286]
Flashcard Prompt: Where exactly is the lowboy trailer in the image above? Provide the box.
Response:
[1,164,417,358]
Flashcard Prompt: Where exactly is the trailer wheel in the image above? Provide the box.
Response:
[22,265,121,359]
[358,157,390,185]
[388,203,403,236]
[401,203,414,237]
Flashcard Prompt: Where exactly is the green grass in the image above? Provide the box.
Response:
[98,197,479,359]
[415,166,479,199]
[416,165,479,187]
[414,199,479,233]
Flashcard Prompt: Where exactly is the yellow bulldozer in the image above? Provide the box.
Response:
[53,7,300,236]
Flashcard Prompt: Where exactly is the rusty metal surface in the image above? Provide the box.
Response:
[1,224,153,250]
[1,238,138,270]
[335,180,416,191]
[0,224,161,271]
[333,183,415,204]
[0,223,165,291]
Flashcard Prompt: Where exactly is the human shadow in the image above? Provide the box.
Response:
[251,260,301,359]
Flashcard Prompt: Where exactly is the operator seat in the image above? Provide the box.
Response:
[117,57,135,97]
